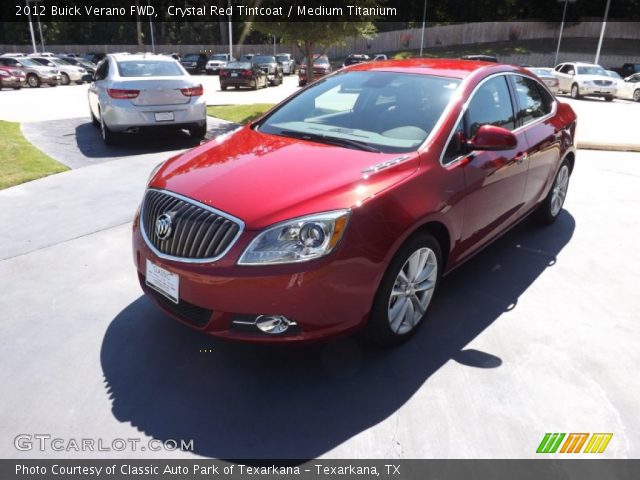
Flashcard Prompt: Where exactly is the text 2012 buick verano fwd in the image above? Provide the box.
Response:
[133,59,577,345]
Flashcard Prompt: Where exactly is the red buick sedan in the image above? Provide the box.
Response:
[132,59,576,345]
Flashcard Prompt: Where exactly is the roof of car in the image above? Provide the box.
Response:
[345,58,508,79]
[109,53,176,62]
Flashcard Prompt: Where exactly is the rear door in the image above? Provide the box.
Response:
[451,74,529,256]
[509,74,561,207]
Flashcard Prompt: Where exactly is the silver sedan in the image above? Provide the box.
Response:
[88,54,207,145]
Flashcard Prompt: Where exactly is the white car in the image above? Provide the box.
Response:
[87,54,207,145]
[29,56,88,85]
[553,62,617,101]
[205,53,234,75]
[615,73,640,102]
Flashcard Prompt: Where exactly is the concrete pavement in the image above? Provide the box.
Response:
[1,149,639,459]
[560,96,640,152]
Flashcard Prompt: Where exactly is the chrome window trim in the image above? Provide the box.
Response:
[140,188,245,264]
[439,71,557,167]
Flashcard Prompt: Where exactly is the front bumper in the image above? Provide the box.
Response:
[579,85,616,96]
[132,216,379,343]
[0,77,26,88]
[39,74,60,85]
[101,96,207,132]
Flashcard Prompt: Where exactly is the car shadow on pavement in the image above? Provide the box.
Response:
[101,211,575,459]
[74,120,239,159]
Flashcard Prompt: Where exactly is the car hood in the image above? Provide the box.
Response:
[151,126,419,230]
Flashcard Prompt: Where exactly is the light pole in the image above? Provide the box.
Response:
[148,0,155,53]
[419,0,427,57]
[554,0,569,67]
[228,0,233,59]
[25,0,37,53]
[595,0,612,65]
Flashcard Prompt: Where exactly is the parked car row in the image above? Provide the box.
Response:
[0,52,95,87]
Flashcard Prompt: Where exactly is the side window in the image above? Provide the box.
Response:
[561,64,574,75]
[512,76,548,125]
[466,76,515,136]
[442,119,465,164]
[95,60,109,80]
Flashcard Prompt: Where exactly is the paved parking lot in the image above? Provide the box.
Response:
[1,145,639,458]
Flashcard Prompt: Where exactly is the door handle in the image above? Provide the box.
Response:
[514,152,528,165]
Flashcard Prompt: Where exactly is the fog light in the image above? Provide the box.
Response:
[255,315,296,334]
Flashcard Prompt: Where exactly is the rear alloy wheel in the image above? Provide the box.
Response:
[570,84,581,99]
[537,161,570,225]
[366,233,441,345]
[633,89,640,102]
[60,73,70,86]
[100,111,116,146]
[27,74,40,88]
[189,124,207,140]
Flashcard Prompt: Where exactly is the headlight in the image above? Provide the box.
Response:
[580,80,593,86]
[238,210,350,265]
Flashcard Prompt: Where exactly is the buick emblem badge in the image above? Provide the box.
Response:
[155,213,173,240]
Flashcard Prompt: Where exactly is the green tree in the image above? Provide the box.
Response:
[252,0,381,83]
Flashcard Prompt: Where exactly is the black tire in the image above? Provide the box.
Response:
[221,85,227,91]
[536,160,571,225]
[570,83,581,99]
[90,109,100,128]
[60,73,70,86]
[298,81,306,87]
[189,123,207,140]
[633,89,640,102]
[364,232,442,346]
[49,82,57,87]
[76,80,84,85]
[235,86,240,90]
[27,74,40,88]
[604,95,614,102]
[13,87,21,90]
[99,111,117,146]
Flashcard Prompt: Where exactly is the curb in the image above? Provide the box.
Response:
[577,142,640,153]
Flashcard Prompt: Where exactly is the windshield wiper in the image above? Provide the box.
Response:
[275,129,381,153]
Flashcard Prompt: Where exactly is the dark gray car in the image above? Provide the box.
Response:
[252,55,283,86]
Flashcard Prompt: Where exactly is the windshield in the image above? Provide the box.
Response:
[257,71,460,153]
[183,54,199,61]
[606,71,621,79]
[117,60,183,77]
[254,56,275,64]
[18,58,44,68]
[210,55,227,61]
[276,55,290,62]
[577,66,608,76]
[51,58,71,66]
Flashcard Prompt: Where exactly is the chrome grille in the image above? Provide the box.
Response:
[594,80,612,86]
[141,189,243,262]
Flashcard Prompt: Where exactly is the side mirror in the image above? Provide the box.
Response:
[467,125,517,151]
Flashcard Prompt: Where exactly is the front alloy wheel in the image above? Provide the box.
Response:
[366,233,441,345]
[570,84,581,99]
[633,89,640,102]
[388,247,438,335]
